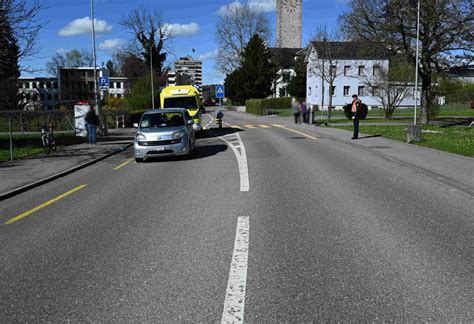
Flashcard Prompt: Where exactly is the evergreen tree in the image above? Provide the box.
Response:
[224,34,277,104]
[287,55,307,99]
[0,8,20,110]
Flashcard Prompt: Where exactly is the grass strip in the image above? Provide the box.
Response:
[331,124,474,157]
[0,147,44,163]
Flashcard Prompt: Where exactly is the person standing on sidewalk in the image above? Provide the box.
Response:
[351,94,362,140]
[85,107,99,145]
[292,97,301,124]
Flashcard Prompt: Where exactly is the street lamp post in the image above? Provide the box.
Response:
[90,0,100,118]
[150,41,155,109]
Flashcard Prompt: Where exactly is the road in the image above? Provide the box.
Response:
[1,109,473,322]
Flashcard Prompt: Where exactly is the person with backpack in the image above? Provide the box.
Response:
[351,94,362,140]
[85,107,100,145]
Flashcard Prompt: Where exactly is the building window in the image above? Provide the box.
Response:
[110,82,115,89]
[89,82,94,90]
[25,83,30,89]
[117,82,122,89]
[358,86,365,96]
[308,87,312,96]
[330,86,336,96]
[32,82,37,89]
[329,65,337,76]
[282,72,291,83]
[344,65,351,76]
[117,94,122,98]
[279,87,286,97]
[343,86,350,96]
[358,65,365,76]
[373,65,382,76]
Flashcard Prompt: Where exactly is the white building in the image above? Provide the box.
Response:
[108,77,128,98]
[269,47,302,98]
[18,77,60,110]
[306,41,416,110]
[174,56,203,96]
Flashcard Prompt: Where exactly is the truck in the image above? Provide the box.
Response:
[160,85,203,131]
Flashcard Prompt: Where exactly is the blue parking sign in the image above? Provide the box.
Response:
[216,85,225,99]
[99,77,109,89]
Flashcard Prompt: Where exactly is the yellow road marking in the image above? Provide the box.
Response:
[271,124,318,140]
[231,125,242,129]
[258,124,271,129]
[245,125,257,129]
[5,185,87,225]
[114,158,135,170]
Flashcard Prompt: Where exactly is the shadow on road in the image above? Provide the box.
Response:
[197,127,243,139]
[356,135,383,140]
[143,144,228,163]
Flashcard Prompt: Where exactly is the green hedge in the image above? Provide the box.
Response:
[246,97,293,115]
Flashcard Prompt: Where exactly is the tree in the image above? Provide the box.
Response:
[224,34,277,104]
[120,7,170,76]
[340,0,474,124]
[106,60,119,77]
[0,8,20,110]
[46,49,94,76]
[287,55,307,99]
[216,3,271,74]
[307,27,347,121]
[364,60,413,118]
[0,0,46,68]
[126,74,167,110]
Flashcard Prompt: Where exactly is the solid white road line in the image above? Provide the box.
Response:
[220,133,250,192]
[222,216,250,324]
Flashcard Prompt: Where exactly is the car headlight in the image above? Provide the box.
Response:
[172,131,185,139]
[136,133,146,141]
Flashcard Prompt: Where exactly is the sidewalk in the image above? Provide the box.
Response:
[0,128,135,199]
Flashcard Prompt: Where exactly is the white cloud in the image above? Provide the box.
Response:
[99,38,125,53]
[218,0,276,16]
[249,0,276,12]
[198,49,219,61]
[164,22,200,37]
[59,17,112,37]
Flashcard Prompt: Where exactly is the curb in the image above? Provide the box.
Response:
[0,143,133,202]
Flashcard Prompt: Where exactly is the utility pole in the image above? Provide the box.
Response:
[150,41,155,109]
[90,0,101,126]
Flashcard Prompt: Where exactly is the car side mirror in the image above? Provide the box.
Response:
[187,119,194,125]
[133,123,139,128]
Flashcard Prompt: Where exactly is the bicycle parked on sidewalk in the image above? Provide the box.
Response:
[41,125,57,154]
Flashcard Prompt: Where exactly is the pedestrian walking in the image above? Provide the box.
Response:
[302,100,310,124]
[85,107,99,145]
[292,97,301,124]
[351,94,361,140]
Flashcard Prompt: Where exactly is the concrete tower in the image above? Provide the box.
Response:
[276,0,302,48]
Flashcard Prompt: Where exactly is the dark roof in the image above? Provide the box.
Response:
[310,41,391,60]
[269,47,302,69]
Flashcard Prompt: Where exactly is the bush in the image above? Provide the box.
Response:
[246,97,293,115]
[246,99,263,115]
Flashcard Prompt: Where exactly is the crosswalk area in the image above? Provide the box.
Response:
[226,124,280,130]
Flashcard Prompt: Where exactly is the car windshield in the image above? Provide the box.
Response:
[163,97,197,110]
[140,112,184,128]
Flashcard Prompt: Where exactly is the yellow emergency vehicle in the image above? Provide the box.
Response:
[160,85,203,131]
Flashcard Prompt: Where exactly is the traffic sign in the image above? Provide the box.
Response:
[216,85,225,99]
[99,77,109,90]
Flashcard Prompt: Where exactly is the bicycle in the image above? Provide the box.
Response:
[41,125,57,154]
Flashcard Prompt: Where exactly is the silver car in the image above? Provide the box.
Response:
[133,108,196,162]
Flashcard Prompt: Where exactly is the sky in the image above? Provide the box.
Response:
[22,0,350,84]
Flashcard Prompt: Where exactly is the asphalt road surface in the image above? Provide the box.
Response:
[1,110,473,322]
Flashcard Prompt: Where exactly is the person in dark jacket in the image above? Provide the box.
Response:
[85,107,99,144]
[351,94,362,140]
